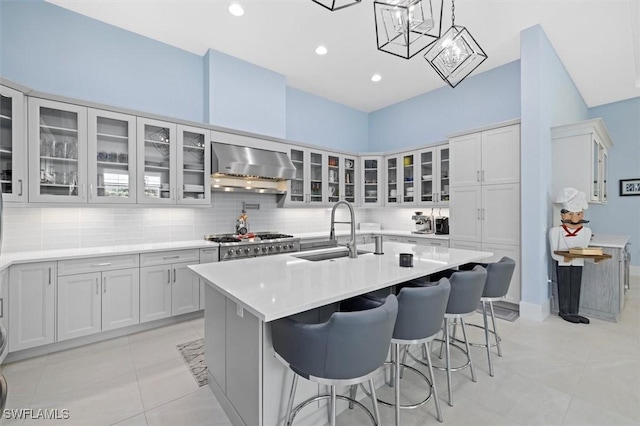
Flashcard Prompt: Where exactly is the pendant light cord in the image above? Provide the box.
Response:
[451,0,456,27]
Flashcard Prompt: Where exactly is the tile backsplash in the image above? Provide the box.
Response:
[1,193,448,253]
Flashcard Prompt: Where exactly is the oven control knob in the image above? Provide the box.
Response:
[244,248,251,254]
[288,244,294,249]
[269,246,275,251]
[227,249,235,255]
[276,245,281,251]
[254,247,260,253]
[262,246,268,252]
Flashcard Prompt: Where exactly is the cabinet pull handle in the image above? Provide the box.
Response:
[82,184,86,198]
[477,171,480,182]
[477,208,481,220]
[407,239,418,243]
[0,298,3,318]
[91,262,112,267]
[103,276,107,293]
[48,267,52,285]
[89,184,93,199]
[18,179,23,196]
[481,208,485,220]
[173,268,176,283]
[172,188,175,201]
[167,269,171,284]
[96,278,99,294]
[163,256,179,260]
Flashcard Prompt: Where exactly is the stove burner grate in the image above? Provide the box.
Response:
[256,233,293,240]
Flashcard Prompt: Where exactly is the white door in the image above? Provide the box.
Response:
[449,186,482,242]
[450,132,482,188]
[171,262,200,316]
[482,184,520,246]
[436,145,450,204]
[385,156,400,205]
[9,262,56,351]
[287,147,307,206]
[57,272,102,341]
[137,118,177,205]
[177,124,210,205]
[481,125,520,185]
[102,268,140,331]
[140,265,172,323]
[0,85,27,203]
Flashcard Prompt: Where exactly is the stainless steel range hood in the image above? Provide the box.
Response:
[211,143,296,194]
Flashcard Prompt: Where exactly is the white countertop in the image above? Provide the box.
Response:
[589,234,630,249]
[189,242,492,322]
[0,240,219,272]
[296,230,450,240]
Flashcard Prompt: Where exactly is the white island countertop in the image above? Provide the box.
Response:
[189,242,492,322]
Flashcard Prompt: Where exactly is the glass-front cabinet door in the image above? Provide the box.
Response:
[287,148,306,206]
[87,109,136,204]
[401,153,417,204]
[386,157,399,205]
[343,155,357,204]
[137,118,176,204]
[177,125,210,205]
[327,154,341,204]
[419,149,435,203]
[308,151,324,205]
[285,147,326,206]
[361,156,382,206]
[0,85,26,202]
[436,145,450,204]
[28,98,87,203]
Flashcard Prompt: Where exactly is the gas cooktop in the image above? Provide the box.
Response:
[204,233,294,243]
[203,232,300,261]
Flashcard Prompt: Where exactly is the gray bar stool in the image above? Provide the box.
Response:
[429,266,487,406]
[271,295,398,426]
[459,257,516,376]
[342,278,451,425]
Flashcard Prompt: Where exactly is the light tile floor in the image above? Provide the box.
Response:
[1,276,638,426]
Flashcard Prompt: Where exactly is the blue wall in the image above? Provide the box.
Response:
[286,87,369,152]
[588,98,640,264]
[0,0,205,122]
[205,49,287,138]
[519,25,589,310]
[368,61,521,151]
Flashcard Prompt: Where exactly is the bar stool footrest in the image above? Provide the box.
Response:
[455,323,502,349]
[359,361,433,410]
[289,393,378,426]
[429,338,472,372]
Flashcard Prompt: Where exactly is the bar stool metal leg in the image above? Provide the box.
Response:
[445,318,453,406]
[424,346,443,422]
[489,301,503,356]
[394,343,401,426]
[482,301,494,376]
[348,385,357,409]
[286,375,298,426]
[369,378,381,425]
[330,385,337,426]
[460,319,476,382]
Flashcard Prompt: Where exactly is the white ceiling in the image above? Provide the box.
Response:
[46,0,640,112]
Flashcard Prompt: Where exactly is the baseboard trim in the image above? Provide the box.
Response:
[519,299,551,322]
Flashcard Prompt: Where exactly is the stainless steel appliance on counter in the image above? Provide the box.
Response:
[435,217,449,235]
[411,212,434,234]
[204,232,300,262]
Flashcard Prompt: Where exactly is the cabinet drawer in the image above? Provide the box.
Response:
[58,254,139,276]
[140,249,199,267]
[422,239,449,248]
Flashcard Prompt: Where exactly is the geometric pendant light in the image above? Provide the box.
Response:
[312,0,362,11]
[374,0,443,59]
[424,0,487,87]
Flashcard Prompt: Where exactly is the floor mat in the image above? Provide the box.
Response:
[177,338,208,387]
[475,303,519,322]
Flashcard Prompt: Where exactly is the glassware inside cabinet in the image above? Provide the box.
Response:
[363,159,379,204]
[95,116,131,199]
[421,151,434,202]
[403,154,414,202]
[387,157,397,203]
[328,155,340,203]
[142,123,171,199]
[0,94,13,194]
[38,107,80,197]
[289,149,304,202]
[439,147,449,202]
[309,152,323,203]
[344,157,356,203]
[181,130,206,200]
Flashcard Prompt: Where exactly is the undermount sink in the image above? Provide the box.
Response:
[294,248,371,262]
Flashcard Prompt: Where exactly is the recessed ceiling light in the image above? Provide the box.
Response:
[371,74,382,82]
[228,3,244,17]
[315,45,328,55]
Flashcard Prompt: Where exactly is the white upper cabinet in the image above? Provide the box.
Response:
[551,118,613,204]
[87,109,137,204]
[28,98,88,203]
[450,124,520,188]
[136,117,177,205]
[285,147,327,207]
[1,85,27,203]
[177,124,211,205]
[360,156,383,207]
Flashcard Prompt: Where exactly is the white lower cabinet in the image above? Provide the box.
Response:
[449,240,521,305]
[9,262,56,352]
[139,249,200,323]
[380,235,449,247]
[57,255,141,341]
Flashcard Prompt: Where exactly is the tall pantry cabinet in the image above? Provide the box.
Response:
[449,123,522,305]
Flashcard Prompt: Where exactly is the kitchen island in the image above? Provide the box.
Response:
[189,242,492,426]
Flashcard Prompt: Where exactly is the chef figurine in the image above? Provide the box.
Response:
[549,187,592,324]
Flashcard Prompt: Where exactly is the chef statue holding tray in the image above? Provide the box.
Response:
[549,187,592,324]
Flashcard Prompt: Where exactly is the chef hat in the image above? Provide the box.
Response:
[555,187,588,211]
